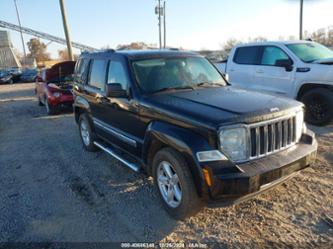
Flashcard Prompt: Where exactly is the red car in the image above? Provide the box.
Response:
[35,61,76,115]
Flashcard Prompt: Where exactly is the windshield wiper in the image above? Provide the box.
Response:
[195,82,224,87]
[152,86,194,93]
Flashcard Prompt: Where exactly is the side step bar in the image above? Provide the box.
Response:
[93,141,140,172]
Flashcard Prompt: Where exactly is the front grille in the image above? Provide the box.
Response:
[249,116,297,159]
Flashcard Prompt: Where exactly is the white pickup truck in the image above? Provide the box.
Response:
[215,41,333,125]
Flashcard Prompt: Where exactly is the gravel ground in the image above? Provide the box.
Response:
[0,83,332,248]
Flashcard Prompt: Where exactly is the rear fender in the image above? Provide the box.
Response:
[73,95,92,123]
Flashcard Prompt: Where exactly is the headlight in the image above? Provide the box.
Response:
[53,92,61,98]
[219,126,247,162]
[295,109,304,142]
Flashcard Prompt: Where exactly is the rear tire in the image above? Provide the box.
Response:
[152,148,203,220]
[79,113,98,152]
[301,88,333,126]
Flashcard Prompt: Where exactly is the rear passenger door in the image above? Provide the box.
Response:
[227,46,261,90]
[84,58,109,129]
[91,59,144,156]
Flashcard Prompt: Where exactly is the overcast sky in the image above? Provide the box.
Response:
[1,0,332,57]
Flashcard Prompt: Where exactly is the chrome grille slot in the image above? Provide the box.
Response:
[249,115,297,159]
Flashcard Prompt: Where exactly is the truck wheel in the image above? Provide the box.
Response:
[301,88,333,126]
[78,114,98,152]
[152,148,203,220]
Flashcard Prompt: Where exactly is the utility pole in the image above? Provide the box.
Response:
[59,0,73,60]
[163,0,166,48]
[158,0,162,49]
[299,0,304,40]
[13,0,26,66]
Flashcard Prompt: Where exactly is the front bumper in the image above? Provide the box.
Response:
[206,130,317,206]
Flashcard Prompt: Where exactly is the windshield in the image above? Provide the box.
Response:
[287,42,333,63]
[132,56,226,93]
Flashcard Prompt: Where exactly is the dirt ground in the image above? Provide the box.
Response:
[0,83,332,248]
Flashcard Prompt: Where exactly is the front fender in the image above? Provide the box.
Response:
[142,121,215,198]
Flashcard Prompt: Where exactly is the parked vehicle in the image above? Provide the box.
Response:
[20,68,38,82]
[35,61,75,115]
[73,50,317,219]
[7,67,22,83]
[0,70,13,84]
[215,41,333,125]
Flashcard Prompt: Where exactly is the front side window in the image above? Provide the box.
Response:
[132,56,226,93]
[88,59,107,89]
[107,61,129,90]
[234,46,260,65]
[261,46,290,66]
[287,42,333,63]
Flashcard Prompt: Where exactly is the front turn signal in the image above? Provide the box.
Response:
[203,168,212,187]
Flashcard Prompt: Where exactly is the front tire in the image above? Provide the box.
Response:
[79,114,98,152]
[45,98,56,115]
[301,88,333,126]
[152,148,203,220]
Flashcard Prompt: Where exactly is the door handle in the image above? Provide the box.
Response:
[256,69,264,73]
[229,69,235,72]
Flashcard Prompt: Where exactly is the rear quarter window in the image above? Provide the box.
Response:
[74,58,89,84]
[88,59,108,90]
[233,46,261,65]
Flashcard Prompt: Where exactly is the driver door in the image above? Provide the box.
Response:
[253,46,295,97]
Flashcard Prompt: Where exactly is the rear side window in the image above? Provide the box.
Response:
[107,61,129,90]
[234,46,260,65]
[74,58,89,84]
[88,59,107,90]
[261,46,289,66]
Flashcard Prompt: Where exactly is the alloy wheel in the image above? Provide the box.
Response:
[157,161,182,208]
[80,120,90,146]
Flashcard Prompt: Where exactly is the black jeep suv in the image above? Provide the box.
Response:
[73,49,317,219]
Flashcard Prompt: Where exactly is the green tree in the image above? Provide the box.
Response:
[27,38,50,62]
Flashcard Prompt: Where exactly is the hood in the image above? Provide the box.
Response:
[144,86,302,127]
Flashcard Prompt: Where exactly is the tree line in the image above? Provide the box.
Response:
[20,27,333,63]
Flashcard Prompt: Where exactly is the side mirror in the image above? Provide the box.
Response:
[275,59,293,72]
[105,83,127,98]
